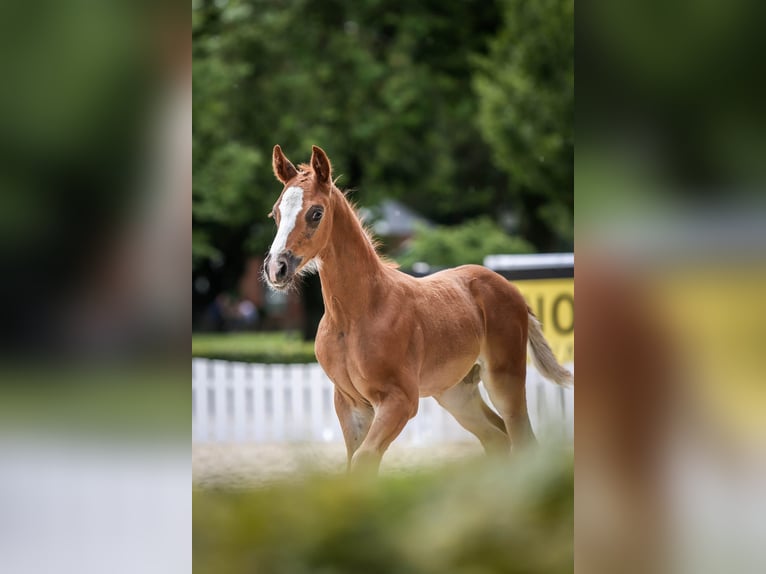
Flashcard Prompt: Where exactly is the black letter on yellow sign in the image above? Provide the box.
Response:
[552,294,574,335]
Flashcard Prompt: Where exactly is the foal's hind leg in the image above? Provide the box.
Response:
[480,361,536,450]
[435,365,509,454]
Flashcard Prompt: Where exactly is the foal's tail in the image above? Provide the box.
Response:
[527,310,573,388]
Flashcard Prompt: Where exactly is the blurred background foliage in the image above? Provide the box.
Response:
[193,450,573,574]
[192,0,573,284]
[399,218,535,269]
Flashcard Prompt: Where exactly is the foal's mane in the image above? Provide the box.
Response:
[297,163,397,269]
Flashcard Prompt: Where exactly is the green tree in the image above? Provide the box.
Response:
[473,0,574,249]
[192,0,573,297]
[193,0,505,270]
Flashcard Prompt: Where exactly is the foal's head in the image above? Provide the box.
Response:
[264,145,337,290]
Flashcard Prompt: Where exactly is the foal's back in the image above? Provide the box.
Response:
[397,263,529,339]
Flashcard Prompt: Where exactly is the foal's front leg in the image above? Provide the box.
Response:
[350,388,418,474]
[333,388,374,471]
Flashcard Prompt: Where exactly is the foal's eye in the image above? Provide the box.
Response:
[307,207,323,223]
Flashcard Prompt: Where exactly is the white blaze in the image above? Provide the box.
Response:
[269,186,304,256]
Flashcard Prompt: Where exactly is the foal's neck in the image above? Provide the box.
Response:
[317,190,388,323]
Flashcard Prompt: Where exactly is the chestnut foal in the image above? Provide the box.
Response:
[264,145,573,473]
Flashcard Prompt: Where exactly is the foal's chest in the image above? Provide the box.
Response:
[315,322,356,393]
[315,322,368,402]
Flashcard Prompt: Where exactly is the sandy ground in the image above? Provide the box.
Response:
[193,441,484,487]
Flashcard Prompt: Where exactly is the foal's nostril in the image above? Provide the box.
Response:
[276,258,288,281]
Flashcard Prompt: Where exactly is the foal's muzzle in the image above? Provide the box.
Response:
[264,251,302,289]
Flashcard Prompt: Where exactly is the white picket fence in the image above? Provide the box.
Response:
[192,359,573,445]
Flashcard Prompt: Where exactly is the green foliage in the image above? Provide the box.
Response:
[194,450,573,574]
[192,332,316,364]
[397,217,534,268]
[474,0,574,249]
[193,0,573,278]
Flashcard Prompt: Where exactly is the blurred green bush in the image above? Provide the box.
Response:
[397,217,534,269]
[193,450,573,574]
[192,332,316,364]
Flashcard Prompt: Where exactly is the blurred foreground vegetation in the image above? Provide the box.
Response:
[193,450,573,574]
[192,332,316,363]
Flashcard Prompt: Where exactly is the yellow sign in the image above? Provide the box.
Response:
[514,278,574,364]
[657,268,766,439]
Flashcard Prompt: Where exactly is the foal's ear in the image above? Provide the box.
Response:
[310,145,332,186]
[273,145,298,184]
